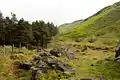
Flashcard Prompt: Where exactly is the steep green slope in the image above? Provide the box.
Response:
[58,1,120,46]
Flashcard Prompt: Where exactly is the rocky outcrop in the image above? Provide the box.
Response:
[13,49,75,80]
[50,47,76,60]
[115,41,120,61]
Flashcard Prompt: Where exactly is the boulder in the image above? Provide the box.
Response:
[115,55,120,61]
[114,41,120,61]
[48,60,75,74]
[115,41,120,58]
[50,48,62,57]
[20,62,33,70]
[50,47,69,57]
[13,61,32,71]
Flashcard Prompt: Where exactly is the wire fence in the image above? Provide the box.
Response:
[0,45,37,57]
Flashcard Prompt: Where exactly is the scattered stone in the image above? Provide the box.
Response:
[75,38,83,42]
[81,52,87,55]
[115,41,120,58]
[88,38,96,43]
[105,58,111,61]
[76,49,80,52]
[93,56,98,60]
[104,47,109,51]
[87,53,90,55]
[103,50,108,53]
[67,51,75,60]
[95,47,102,50]
[99,75,104,80]
[115,55,120,61]
[81,46,87,52]
[68,78,75,80]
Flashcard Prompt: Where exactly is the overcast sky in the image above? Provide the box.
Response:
[0,0,119,25]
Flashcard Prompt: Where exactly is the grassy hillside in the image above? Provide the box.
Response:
[58,1,120,46]
[53,1,120,80]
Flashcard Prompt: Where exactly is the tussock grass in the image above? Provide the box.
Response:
[0,46,36,80]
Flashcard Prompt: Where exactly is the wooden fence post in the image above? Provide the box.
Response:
[19,43,21,52]
[12,44,14,54]
[4,45,5,57]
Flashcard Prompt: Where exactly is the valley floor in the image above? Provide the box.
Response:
[55,42,115,80]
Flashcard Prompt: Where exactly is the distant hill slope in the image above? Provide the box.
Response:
[58,1,120,46]
[58,20,84,34]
